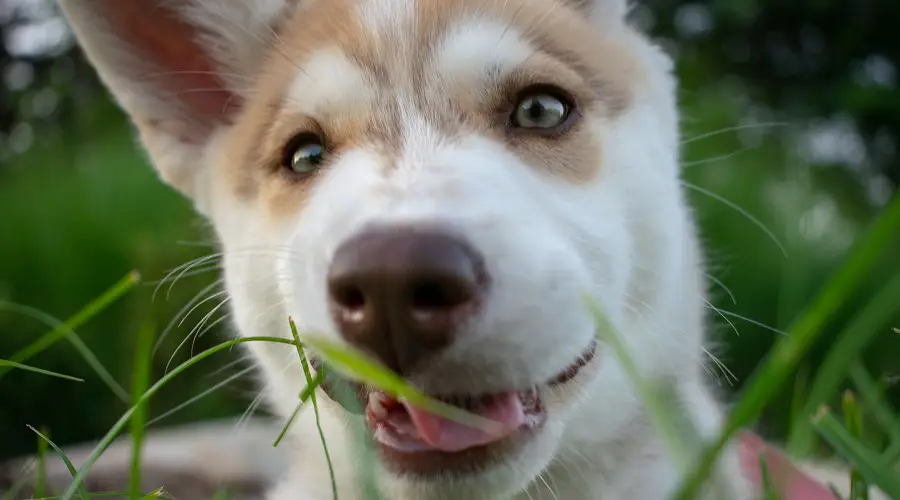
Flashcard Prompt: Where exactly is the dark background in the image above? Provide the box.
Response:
[1,0,898,461]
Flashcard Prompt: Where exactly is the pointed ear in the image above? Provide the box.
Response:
[59,0,292,203]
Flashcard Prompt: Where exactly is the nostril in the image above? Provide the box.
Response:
[331,282,367,322]
[410,278,473,311]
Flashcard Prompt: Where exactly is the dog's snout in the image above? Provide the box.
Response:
[327,225,487,374]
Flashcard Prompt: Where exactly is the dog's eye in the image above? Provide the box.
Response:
[511,91,571,130]
[283,133,326,175]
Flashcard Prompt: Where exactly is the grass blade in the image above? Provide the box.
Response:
[27,425,92,500]
[139,487,167,499]
[758,453,780,500]
[673,193,900,500]
[27,491,171,500]
[791,272,900,454]
[57,336,297,500]
[148,365,256,426]
[129,321,155,500]
[272,370,323,448]
[0,270,140,399]
[211,488,231,500]
[0,302,127,401]
[36,427,49,498]
[843,391,869,500]
[586,297,704,471]
[813,408,900,499]
[297,332,502,434]
[848,364,900,463]
[0,360,83,382]
[289,318,338,500]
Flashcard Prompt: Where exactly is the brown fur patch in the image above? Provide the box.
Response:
[221,0,646,219]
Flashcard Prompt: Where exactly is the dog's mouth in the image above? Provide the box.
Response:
[365,386,544,454]
[314,339,597,465]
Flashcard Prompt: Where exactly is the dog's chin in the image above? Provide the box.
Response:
[314,339,598,491]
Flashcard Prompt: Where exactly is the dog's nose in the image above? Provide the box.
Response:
[327,225,487,375]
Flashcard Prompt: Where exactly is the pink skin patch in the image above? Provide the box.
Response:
[738,431,838,500]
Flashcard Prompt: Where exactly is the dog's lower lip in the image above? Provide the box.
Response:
[549,339,597,386]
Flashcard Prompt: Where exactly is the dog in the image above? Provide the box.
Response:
[58,0,871,498]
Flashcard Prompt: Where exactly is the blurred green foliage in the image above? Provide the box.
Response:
[0,0,898,463]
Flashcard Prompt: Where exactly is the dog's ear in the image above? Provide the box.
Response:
[566,0,628,25]
[59,0,293,203]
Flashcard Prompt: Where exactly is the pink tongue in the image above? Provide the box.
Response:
[401,392,525,452]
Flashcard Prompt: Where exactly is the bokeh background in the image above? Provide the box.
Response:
[1,0,898,462]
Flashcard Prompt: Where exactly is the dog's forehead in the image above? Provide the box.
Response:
[287,0,546,61]
[273,0,624,100]
[279,0,540,101]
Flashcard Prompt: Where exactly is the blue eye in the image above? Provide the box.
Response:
[284,133,326,174]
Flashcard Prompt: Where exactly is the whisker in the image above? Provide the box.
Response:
[143,264,221,287]
[177,290,228,329]
[237,390,269,432]
[537,473,560,500]
[681,121,789,145]
[148,365,257,426]
[191,312,233,354]
[136,69,255,83]
[714,308,787,336]
[706,300,740,338]
[164,295,231,372]
[683,147,754,169]
[205,356,252,379]
[702,346,739,386]
[235,355,302,432]
[155,252,224,301]
[682,181,787,257]
[705,273,737,305]
[153,279,224,356]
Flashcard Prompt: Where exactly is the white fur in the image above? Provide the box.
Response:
[434,20,535,82]
[286,47,374,117]
[58,0,790,498]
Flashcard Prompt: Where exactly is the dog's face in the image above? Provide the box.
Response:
[62,0,701,496]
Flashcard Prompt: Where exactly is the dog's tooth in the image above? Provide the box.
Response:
[519,387,539,408]
[368,392,390,418]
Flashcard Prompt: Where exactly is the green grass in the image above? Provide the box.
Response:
[0,360,84,383]
[841,391,868,500]
[0,271,140,401]
[27,426,92,500]
[288,319,337,499]
[36,427,49,499]
[813,409,900,498]
[129,321,155,500]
